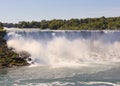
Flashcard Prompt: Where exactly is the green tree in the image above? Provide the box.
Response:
[18,21,30,28]
[49,19,64,30]
[3,16,120,30]
[0,22,3,29]
[40,20,48,29]
[100,16,108,29]
[30,21,40,28]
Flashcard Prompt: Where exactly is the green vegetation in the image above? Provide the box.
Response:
[0,22,3,29]
[3,16,120,30]
[0,24,29,68]
[1,16,120,68]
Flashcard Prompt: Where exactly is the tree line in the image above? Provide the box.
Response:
[0,22,3,29]
[3,16,120,30]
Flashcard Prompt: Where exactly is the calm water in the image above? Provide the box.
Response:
[1,29,120,86]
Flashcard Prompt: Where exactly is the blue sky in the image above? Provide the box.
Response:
[0,0,120,23]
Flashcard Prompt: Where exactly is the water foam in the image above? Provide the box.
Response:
[13,81,120,86]
[5,29,120,67]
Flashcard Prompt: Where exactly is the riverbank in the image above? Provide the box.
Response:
[0,30,29,68]
[3,16,120,30]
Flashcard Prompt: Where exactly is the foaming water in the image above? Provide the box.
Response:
[2,29,120,86]
[13,81,120,86]
[5,28,120,67]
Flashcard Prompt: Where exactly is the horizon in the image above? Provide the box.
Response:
[0,0,120,23]
[2,16,120,24]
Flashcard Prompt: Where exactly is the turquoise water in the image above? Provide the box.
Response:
[0,64,120,86]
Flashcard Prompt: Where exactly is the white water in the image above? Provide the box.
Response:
[2,28,120,86]
[5,28,120,67]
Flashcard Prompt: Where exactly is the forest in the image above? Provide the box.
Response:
[2,16,120,30]
[0,22,3,30]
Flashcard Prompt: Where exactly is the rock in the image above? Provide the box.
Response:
[18,51,31,59]
[28,58,32,61]
[0,31,30,68]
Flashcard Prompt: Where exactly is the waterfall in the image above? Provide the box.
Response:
[5,28,120,67]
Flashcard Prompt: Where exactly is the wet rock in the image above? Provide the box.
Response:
[18,51,31,59]
[0,31,30,68]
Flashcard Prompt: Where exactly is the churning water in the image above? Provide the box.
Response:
[1,28,120,86]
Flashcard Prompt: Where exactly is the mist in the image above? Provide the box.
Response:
[5,29,120,67]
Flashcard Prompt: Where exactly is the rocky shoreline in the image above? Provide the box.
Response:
[0,30,29,68]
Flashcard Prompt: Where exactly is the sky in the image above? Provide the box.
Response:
[0,0,120,23]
